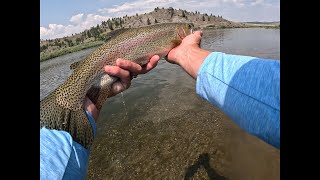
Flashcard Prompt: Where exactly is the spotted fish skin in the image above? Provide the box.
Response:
[40,23,193,148]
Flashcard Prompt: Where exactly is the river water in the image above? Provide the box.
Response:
[40,28,280,180]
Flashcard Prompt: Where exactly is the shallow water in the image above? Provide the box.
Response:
[40,28,280,180]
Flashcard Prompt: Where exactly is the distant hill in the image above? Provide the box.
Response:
[40,7,248,61]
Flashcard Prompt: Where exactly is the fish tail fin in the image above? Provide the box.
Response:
[40,93,94,148]
[69,108,95,148]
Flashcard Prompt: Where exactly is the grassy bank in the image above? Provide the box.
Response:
[40,41,104,62]
[243,23,280,29]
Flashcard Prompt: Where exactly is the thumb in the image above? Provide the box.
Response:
[193,30,203,37]
[191,31,203,45]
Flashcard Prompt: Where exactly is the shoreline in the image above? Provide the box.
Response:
[40,41,104,62]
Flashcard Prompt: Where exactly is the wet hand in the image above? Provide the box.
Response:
[166,31,210,79]
[166,31,203,65]
[84,55,160,120]
[104,54,160,95]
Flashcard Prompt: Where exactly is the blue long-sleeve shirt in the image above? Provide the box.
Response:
[40,111,96,180]
[196,52,280,148]
[40,52,280,179]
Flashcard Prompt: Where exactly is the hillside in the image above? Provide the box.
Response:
[40,7,247,61]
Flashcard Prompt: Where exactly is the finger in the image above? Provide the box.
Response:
[150,55,161,64]
[189,31,202,46]
[104,65,131,83]
[193,30,202,37]
[190,31,202,44]
[116,58,142,74]
[141,55,160,73]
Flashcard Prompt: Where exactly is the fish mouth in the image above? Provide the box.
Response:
[177,23,193,39]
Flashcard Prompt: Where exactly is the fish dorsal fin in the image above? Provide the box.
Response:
[69,29,129,70]
[104,28,130,42]
[70,60,83,70]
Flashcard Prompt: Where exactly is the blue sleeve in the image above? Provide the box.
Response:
[40,111,97,179]
[196,52,280,149]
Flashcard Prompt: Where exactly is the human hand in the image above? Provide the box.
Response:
[84,55,160,120]
[166,31,203,65]
[166,31,211,79]
[104,55,160,96]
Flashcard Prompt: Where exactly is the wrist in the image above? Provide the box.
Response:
[177,47,211,79]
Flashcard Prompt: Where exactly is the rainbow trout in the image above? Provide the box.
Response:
[40,23,193,148]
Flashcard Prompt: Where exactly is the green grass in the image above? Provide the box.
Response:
[243,23,280,29]
[40,41,104,62]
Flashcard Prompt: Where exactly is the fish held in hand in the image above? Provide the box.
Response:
[40,23,193,148]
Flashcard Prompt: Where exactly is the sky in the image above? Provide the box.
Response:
[40,0,280,40]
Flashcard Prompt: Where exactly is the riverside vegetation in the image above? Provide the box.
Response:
[40,7,279,62]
